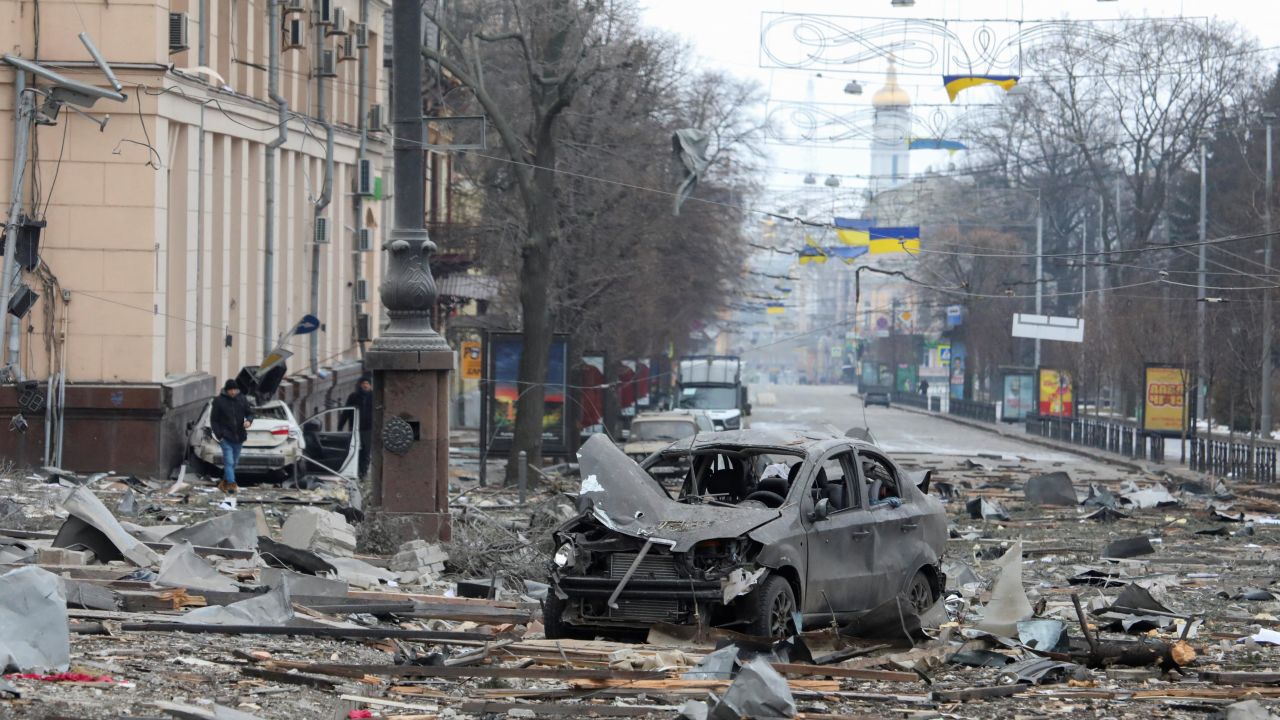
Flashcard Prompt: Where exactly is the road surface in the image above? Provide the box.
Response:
[750,383,1119,474]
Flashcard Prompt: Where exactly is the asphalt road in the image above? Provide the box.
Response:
[750,382,1119,474]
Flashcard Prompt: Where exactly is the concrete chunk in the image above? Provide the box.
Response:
[37,547,95,566]
[281,507,356,558]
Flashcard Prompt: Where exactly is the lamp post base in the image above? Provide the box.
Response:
[366,348,453,542]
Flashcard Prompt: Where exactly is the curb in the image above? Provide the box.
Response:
[888,402,1202,479]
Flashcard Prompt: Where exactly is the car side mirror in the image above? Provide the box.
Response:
[810,497,831,522]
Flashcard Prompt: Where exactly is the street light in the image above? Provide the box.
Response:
[803,173,817,185]
[1261,111,1276,434]
[824,175,841,188]
[844,79,863,95]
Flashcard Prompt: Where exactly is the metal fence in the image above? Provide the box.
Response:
[950,398,998,423]
[890,391,929,410]
[1025,414,1165,462]
[1189,436,1278,482]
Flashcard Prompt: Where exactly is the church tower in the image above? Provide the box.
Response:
[870,61,912,196]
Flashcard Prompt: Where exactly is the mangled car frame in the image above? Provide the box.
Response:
[546,430,948,638]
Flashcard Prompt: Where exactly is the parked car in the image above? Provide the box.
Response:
[863,387,892,407]
[545,430,947,639]
[623,410,713,460]
[187,365,360,483]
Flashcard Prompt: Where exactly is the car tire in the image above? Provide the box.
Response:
[906,570,936,613]
[740,574,797,638]
[542,591,579,640]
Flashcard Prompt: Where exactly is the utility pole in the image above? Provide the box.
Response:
[1034,212,1043,369]
[1262,115,1276,435]
[891,296,899,392]
[366,0,454,542]
[1197,137,1208,428]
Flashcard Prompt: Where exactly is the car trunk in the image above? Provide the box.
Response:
[244,420,291,448]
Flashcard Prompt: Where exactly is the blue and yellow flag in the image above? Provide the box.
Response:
[868,226,921,255]
[907,138,967,153]
[826,245,870,264]
[834,217,872,246]
[765,302,786,315]
[942,75,1018,102]
[798,235,828,264]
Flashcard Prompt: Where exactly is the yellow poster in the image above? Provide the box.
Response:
[1038,368,1073,417]
[1143,366,1186,434]
[460,341,482,380]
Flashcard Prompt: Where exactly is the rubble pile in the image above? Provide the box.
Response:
[4,435,1280,718]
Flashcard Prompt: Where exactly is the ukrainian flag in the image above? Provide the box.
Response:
[868,226,921,255]
[765,302,786,315]
[907,138,967,153]
[834,217,872,246]
[826,245,870,264]
[798,235,828,264]
[942,75,1019,102]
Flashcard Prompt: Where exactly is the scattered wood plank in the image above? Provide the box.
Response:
[1199,670,1280,685]
[770,662,918,683]
[459,701,675,717]
[116,623,492,642]
[240,666,339,690]
[568,678,840,692]
[260,659,663,682]
[932,683,1030,702]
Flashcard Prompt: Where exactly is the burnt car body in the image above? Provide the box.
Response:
[545,430,947,639]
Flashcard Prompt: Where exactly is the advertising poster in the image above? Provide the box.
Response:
[1001,372,1035,422]
[460,341,482,380]
[949,342,966,399]
[485,333,569,454]
[1142,365,1187,435]
[618,361,637,418]
[577,355,605,436]
[1037,368,1074,417]
[895,364,918,393]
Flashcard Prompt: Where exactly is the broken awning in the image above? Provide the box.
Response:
[576,434,779,552]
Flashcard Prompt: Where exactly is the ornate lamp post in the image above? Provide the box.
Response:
[366,0,453,542]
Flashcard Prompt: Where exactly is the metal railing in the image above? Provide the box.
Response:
[949,398,997,423]
[1189,436,1278,482]
[1025,414,1164,462]
[890,391,929,410]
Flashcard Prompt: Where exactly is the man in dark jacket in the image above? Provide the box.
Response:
[210,379,253,494]
[341,374,374,477]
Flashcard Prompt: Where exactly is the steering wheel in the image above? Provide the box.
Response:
[742,490,786,508]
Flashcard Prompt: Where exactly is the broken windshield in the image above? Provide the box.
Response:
[678,387,738,410]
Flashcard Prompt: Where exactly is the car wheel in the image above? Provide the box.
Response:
[741,575,796,638]
[906,570,935,613]
[542,589,568,638]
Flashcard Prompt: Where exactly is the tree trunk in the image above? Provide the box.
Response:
[506,155,559,483]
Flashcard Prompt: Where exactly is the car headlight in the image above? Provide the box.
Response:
[723,415,741,430]
[553,543,576,569]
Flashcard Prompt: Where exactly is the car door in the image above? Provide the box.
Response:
[300,407,359,481]
[801,449,879,615]
[856,448,919,607]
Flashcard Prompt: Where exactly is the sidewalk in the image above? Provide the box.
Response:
[891,402,1205,482]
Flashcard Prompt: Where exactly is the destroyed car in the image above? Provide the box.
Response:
[188,365,360,483]
[545,430,947,639]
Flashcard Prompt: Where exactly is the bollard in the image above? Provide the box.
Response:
[517,450,527,504]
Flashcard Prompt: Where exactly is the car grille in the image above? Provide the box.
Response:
[609,552,681,580]
[611,597,681,623]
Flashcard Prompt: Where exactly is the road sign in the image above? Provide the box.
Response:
[1011,313,1084,343]
[460,341,482,380]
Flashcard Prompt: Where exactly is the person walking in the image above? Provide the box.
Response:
[341,374,374,478]
[210,379,253,494]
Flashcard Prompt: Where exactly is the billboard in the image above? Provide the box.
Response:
[1001,372,1036,422]
[949,342,966,399]
[577,354,606,436]
[1037,368,1074,417]
[1143,365,1187,435]
[483,333,569,454]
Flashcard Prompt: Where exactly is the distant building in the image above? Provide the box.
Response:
[870,61,911,197]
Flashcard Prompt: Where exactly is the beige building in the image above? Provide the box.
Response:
[0,0,435,473]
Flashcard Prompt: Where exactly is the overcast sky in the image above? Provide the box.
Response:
[638,0,1280,219]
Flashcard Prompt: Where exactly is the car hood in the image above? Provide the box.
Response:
[577,434,779,552]
[623,440,671,456]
